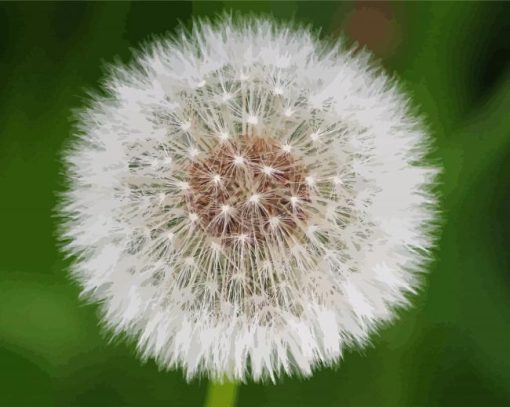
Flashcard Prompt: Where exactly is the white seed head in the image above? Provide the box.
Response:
[59,16,438,383]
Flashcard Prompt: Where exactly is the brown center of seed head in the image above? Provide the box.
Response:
[185,135,311,246]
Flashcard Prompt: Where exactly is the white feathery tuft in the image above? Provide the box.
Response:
[59,15,439,382]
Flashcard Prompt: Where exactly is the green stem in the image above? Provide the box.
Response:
[204,381,238,407]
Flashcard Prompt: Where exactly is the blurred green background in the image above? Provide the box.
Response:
[1,1,510,406]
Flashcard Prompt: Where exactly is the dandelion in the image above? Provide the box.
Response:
[59,16,438,382]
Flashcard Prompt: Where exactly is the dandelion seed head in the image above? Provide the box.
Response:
[60,15,438,382]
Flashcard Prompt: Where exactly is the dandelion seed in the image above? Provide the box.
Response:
[283,108,294,117]
[281,143,292,153]
[211,173,222,185]
[290,196,300,206]
[262,165,275,176]
[332,175,343,185]
[222,92,232,102]
[221,204,232,214]
[177,181,190,191]
[218,131,230,142]
[305,175,316,187]
[233,155,245,166]
[273,86,284,95]
[188,147,199,159]
[184,256,195,266]
[247,115,258,125]
[268,216,280,230]
[309,131,320,142]
[210,241,222,252]
[59,16,438,383]
[248,193,261,204]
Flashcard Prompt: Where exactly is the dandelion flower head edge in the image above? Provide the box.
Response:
[59,15,439,382]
